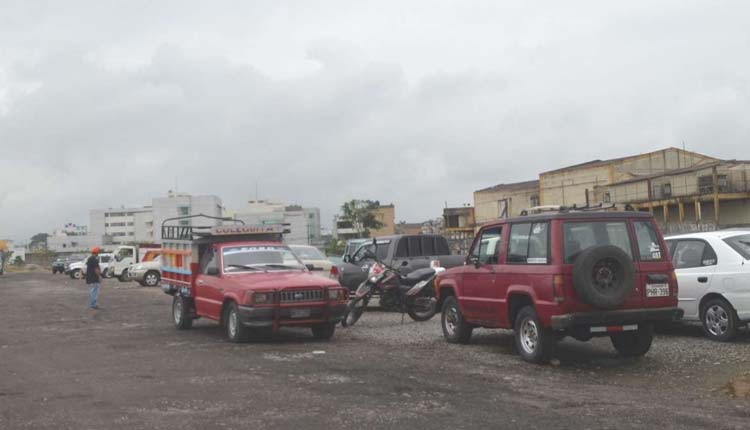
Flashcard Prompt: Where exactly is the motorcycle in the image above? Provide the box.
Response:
[342,246,444,327]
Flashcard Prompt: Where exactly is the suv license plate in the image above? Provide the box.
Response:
[646,283,669,297]
[290,308,311,319]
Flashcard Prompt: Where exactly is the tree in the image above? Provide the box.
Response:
[13,256,23,266]
[339,200,384,238]
[29,233,49,251]
[324,238,345,257]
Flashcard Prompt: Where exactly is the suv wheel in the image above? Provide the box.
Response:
[441,296,473,344]
[144,271,160,287]
[311,323,336,340]
[172,296,193,330]
[610,323,653,357]
[225,302,249,343]
[71,269,82,280]
[514,306,555,364]
[701,298,738,342]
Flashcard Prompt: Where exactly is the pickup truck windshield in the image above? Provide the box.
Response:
[222,246,305,272]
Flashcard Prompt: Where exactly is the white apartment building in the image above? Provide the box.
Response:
[232,201,321,245]
[88,192,223,245]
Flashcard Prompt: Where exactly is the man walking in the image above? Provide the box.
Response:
[86,246,103,309]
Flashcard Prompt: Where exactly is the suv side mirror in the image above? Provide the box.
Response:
[469,256,480,267]
[206,267,219,276]
[342,255,351,263]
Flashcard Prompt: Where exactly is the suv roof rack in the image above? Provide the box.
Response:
[519,203,635,216]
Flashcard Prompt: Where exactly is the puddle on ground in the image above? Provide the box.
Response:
[725,374,750,399]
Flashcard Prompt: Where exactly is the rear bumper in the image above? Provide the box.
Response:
[237,303,348,328]
[550,307,684,330]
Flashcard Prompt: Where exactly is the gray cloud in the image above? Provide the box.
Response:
[1,1,750,241]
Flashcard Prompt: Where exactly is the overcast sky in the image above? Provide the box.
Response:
[1,1,749,242]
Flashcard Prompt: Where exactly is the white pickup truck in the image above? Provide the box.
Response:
[110,245,161,281]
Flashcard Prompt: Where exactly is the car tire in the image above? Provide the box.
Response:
[514,306,555,364]
[572,245,635,309]
[71,269,82,280]
[117,269,129,282]
[441,296,473,344]
[610,323,653,357]
[172,296,193,330]
[143,270,160,287]
[701,298,738,342]
[225,302,249,343]
[311,323,336,340]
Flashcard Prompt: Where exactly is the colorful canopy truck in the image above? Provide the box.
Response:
[160,215,348,342]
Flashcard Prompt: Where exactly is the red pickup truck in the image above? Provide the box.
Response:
[160,218,348,342]
[435,208,683,363]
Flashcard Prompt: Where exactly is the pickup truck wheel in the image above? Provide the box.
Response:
[117,269,129,282]
[172,296,193,330]
[701,298,738,342]
[610,323,653,357]
[311,323,336,340]
[514,306,555,364]
[441,296,472,344]
[226,302,249,343]
[572,245,634,309]
[144,271,160,287]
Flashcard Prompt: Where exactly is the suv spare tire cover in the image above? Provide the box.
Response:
[572,245,635,309]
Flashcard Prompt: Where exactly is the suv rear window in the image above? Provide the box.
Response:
[633,221,664,261]
[563,221,632,263]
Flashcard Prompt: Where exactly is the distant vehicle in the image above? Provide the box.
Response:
[128,255,162,287]
[52,258,70,274]
[68,253,114,279]
[342,238,370,261]
[336,234,465,293]
[665,230,750,341]
[327,255,343,266]
[289,245,332,276]
[436,208,681,363]
[161,218,348,342]
[111,245,161,281]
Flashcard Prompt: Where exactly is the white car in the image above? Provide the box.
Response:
[127,255,162,287]
[67,253,114,280]
[288,245,333,277]
[665,230,750,341]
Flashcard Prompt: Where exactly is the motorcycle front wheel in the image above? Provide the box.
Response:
[407,292,438,322]
[342,296,369,327]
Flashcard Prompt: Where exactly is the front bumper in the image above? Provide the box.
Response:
[550,307,684,330]
[128,269,146,282]
[237,303,348,328]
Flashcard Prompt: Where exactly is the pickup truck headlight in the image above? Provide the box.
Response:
[328,288,347,301]
[253,292,272,304]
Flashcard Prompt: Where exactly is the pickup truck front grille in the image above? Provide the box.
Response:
[279,289,324,303]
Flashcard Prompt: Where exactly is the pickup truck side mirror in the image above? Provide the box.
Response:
[206,267,219,276]
[400,260,408,267]
[305,264,315,271]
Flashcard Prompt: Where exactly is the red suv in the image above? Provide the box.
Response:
[434,209,682,363]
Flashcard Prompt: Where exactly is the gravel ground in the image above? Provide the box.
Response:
[1,272,749,429]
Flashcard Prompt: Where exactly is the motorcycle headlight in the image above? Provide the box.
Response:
[369,276,379,283]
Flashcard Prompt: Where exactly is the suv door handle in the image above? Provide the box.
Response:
[697,277,708,283]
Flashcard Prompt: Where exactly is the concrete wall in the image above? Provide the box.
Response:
[474,183,539,224]
[541,148,715,207]
[370,206,395,237]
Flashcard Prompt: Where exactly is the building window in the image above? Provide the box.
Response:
[178,206,190,216]
[127,222,134,226]
[662,183,672,197]
[603,192,612,203]
[529,195,540,207]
